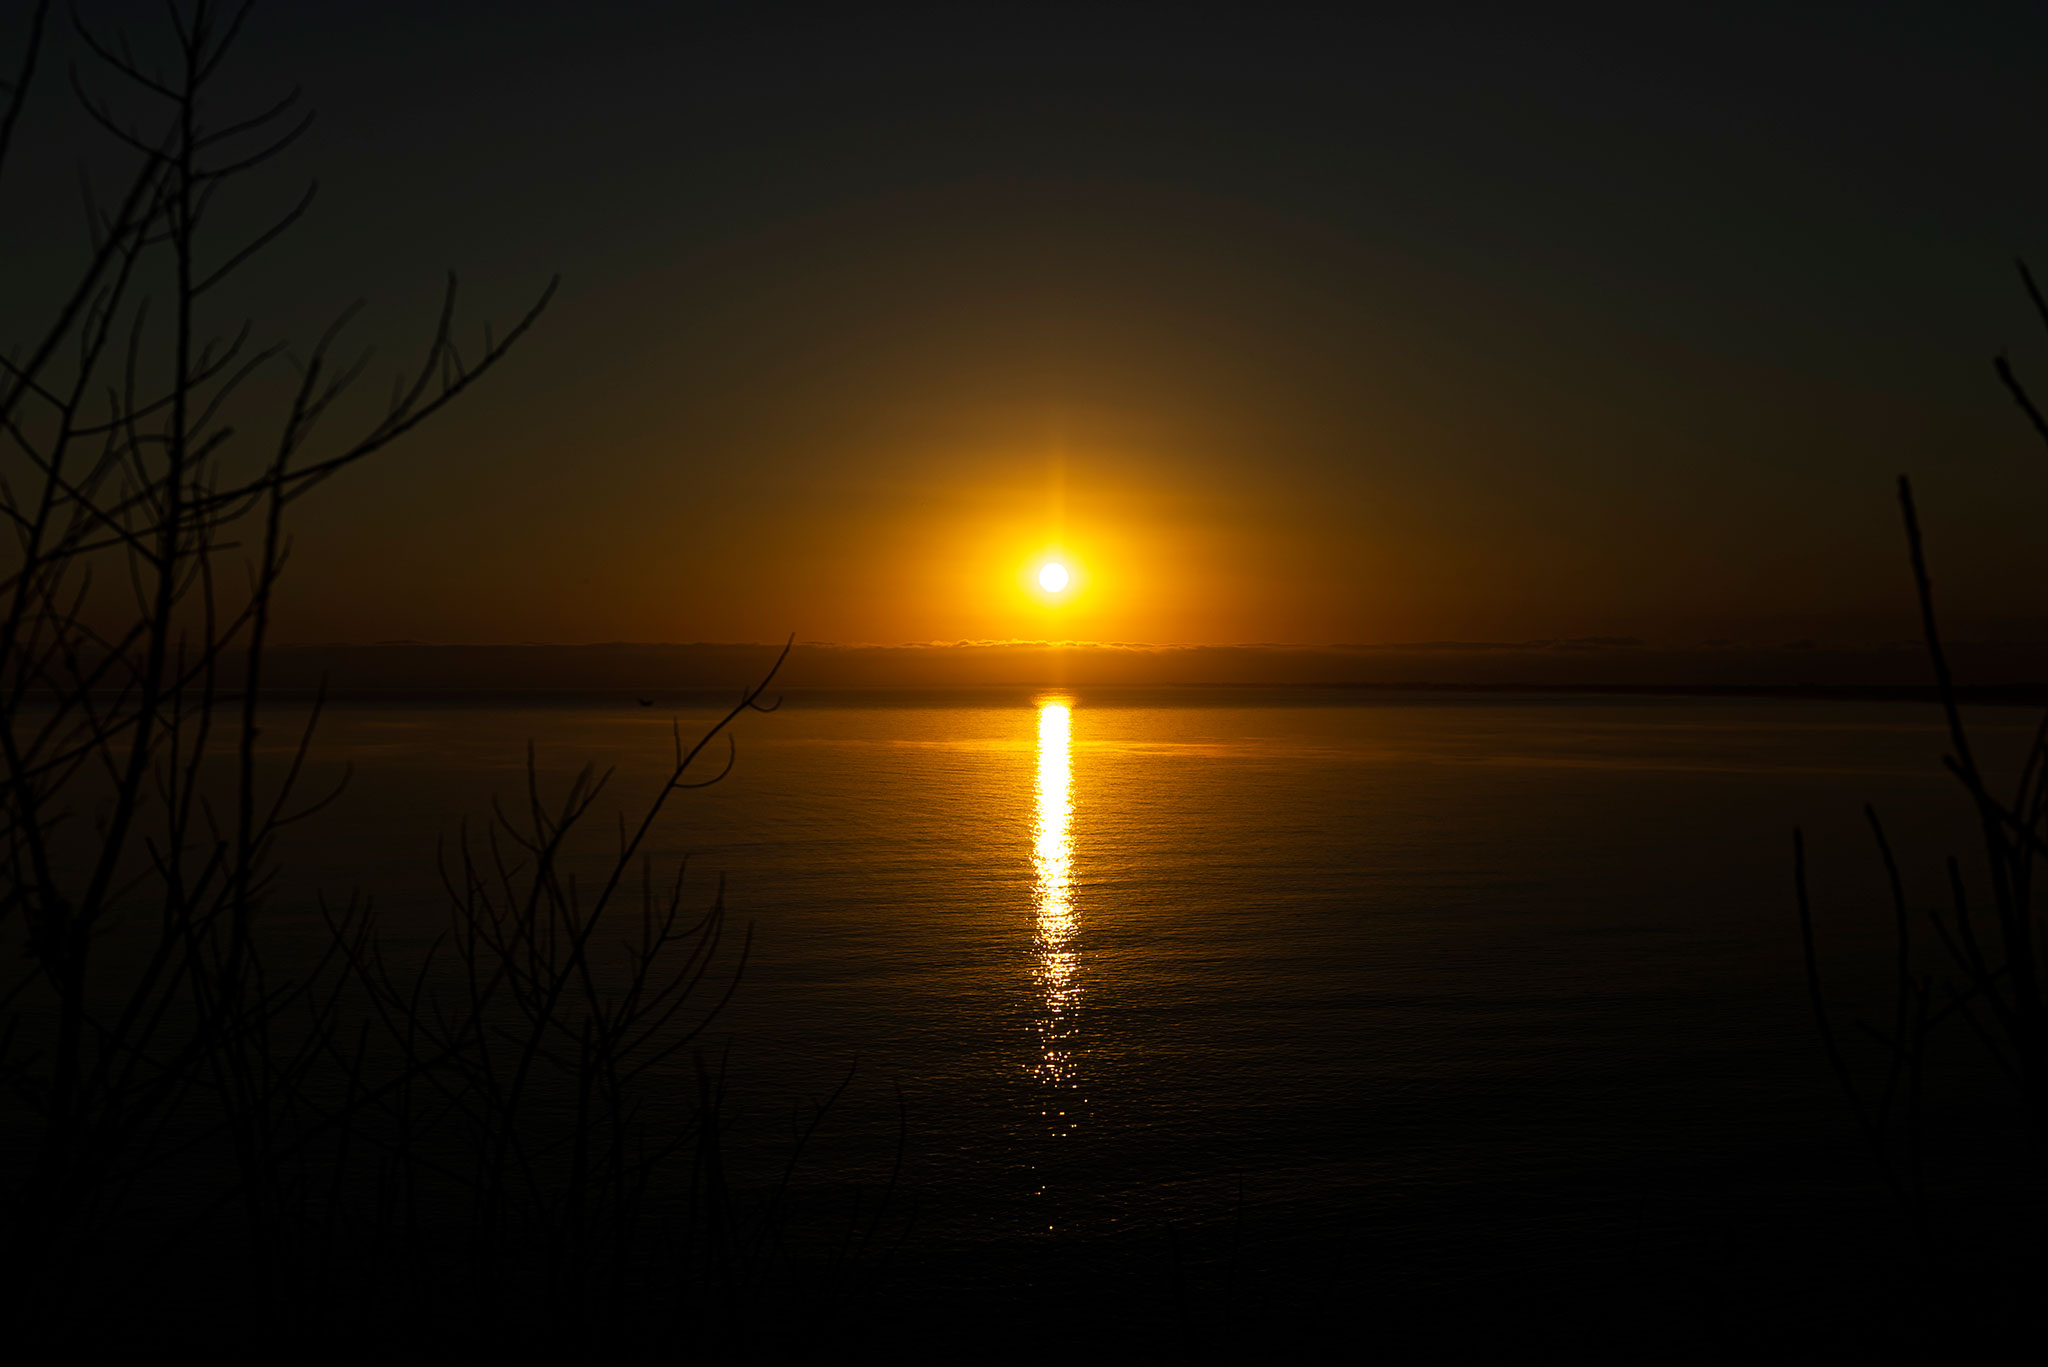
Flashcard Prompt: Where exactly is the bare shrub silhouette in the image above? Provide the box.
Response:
[1795,260,2048,1336]
[0,4,881,1355]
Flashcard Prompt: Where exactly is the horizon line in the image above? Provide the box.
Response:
[262,636,1998,653]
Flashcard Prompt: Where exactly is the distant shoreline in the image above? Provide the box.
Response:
[1325,681,2048,703]
[48,638,2048,700]
[233,640,2048,694]
[167,680,2048,707]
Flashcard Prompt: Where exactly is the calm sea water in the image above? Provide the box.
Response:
[265,688,2035,1344]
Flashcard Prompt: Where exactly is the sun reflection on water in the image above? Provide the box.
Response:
[1032,699,1082,1135]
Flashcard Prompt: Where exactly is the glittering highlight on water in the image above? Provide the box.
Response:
[1031,699,1082,1129]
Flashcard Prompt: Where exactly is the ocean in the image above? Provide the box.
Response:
[256,687,2036,1351]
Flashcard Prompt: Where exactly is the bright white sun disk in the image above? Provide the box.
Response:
[1039,562,1070,593]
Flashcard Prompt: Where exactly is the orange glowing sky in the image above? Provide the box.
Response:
[25,3,2048,650]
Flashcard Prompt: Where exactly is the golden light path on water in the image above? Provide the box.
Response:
[1032,699,1082,1138]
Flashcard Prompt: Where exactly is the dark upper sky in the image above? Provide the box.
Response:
[12,0,2048,647]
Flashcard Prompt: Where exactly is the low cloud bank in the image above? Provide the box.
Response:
[259,638,2048,695]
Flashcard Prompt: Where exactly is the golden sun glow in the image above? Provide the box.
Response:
[1010,541,1098,618]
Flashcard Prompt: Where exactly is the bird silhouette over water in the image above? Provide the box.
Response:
[636,697,654,707]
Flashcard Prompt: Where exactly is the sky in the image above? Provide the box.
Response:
[13,1,2048,650]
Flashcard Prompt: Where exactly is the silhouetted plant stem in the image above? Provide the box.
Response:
[1803,261,2048,1333]
[4,8,906,1354]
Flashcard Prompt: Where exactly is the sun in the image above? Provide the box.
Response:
[1038,561,1070,594]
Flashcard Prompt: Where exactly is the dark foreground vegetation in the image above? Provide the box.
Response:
[0,4,899,1357]
[1778,284,2048,1357]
